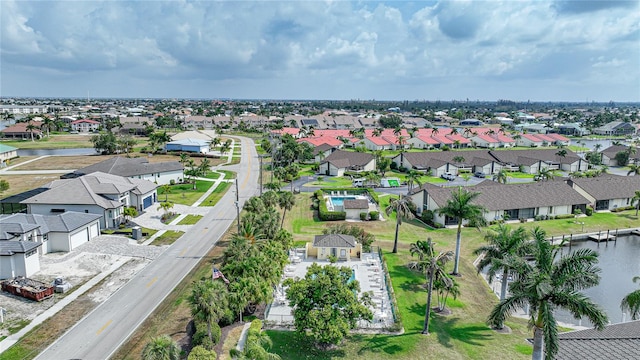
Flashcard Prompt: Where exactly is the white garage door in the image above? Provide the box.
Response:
[70,227,89,250]
[89,223,99,239]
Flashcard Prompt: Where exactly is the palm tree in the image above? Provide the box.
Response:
[141,334,180,360]
[157,201,174,217]
[620,275,640,320]
[220,139,232,155]
[42,116,54,138]
[555,149,567,165]
[627,164,640,176]
[406,170,423,193]
[631,190,640,216]
[160,184,172,202]
[198,158,211,177]
[408,238,453,335]
[436,187,487,275]
[488,227,608,360]
[189,280,229,344]
[473,225,531,320]
[26,123,37,141]
[493,169,509,184]
[277,191,295,229]
[211,137,221,150]
[385,195,415,253]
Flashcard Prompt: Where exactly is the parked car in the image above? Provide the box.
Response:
[474,171,486,178]
[440,172,456,181]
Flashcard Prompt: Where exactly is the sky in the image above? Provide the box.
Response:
[1,0,639,102]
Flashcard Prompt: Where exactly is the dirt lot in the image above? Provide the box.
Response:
[1,174,62,198]
[0,236,163,340]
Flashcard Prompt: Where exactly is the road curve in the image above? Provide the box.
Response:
[35,136,259,360]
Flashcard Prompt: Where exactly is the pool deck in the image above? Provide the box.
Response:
[265,250,395,330]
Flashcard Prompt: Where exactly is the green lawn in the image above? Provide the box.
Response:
[505,172,534,179]
[176,214,203,225]
[199,182,231,207]
[149,230,184,246]
[274,195,639,359]
[303,177,353,188]
[163,180,215,205]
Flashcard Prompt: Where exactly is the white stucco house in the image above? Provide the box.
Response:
[63,156,184,185]
[319,150,376,177]
[0,241,41,279]
[20,172,157,228]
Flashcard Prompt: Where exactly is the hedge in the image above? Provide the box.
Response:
[554,214,577,219]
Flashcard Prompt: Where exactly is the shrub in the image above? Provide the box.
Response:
[573,208,582,215]
[398,166,408,173]
[421,210,434,223]
[314,190,324,199]
[390,162,398,170]
[586,206,593,216]
[360,212,368,221]
[519,217,527,223]
[169,179,176,185]
[328,255,338,263]
[369,211,379,220]
[192,321,221,349]
[554,214,576,219]
[432,222,445,229]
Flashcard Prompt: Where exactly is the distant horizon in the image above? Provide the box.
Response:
[2,1,638,102]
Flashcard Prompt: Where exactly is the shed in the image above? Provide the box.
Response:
[306,234,361,261]
[165,138,210,153]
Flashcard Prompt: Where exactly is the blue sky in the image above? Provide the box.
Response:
[1,0,638,102]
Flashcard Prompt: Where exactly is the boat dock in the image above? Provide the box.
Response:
[588,233,616,242]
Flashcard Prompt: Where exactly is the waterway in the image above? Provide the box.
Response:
[554,234,640,326]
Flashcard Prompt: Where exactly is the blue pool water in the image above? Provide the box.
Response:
[330,196,357,206]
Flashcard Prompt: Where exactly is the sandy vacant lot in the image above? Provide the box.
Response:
[0,236,166,338]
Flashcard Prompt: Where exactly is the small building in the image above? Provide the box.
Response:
[306,234,362,261]
[0,241,42,279]
[319,150,376,177]
[343,199,370,220]
[459,119,484,126]
[0,121,43,140]
[569,175,640,211]
[600,145,640,166]
[0,144,18,165]
[165,138,210,153]
[70,119,101,132]
[592,121,637,136]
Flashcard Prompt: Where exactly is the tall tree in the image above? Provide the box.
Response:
[436,187,486,275]
[26,123,37,141]
[406,170,423,193]
[487,227,608,360]
[385,195,415,253]
[408,238,453,335]
[627,164,640,176]
[474,225,530,301]
[632,190,640,216]
[284,263,372,348]
[277,191,295,229]
[189,280,229,344]
[620,275,640,320]
[141,335,180,360]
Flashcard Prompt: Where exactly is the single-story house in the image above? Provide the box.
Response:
[71,119,101,132]
[600,145,640,166]
[569,175,640,211]
[0,212,101,254]
[20,172,157,228]
[558,123,590,136]
[409,181,590,226]
[343,199,370,220]
[489,149,587,173]
[516,133,545,147]
[555,320,640,360]
[305,234,362,261]
[319,150,376,177]
[470,134,502,148]
[62,156,184,185]
[0,144,18,165]
[165,138,210,153]
[363,136,394,151]
[0,241,41,279]
[592,121,637,136]
[0,121,43,140]
[394,150,501,177]
[313,143,337,163]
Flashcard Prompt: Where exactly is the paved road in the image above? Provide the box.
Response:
[35,136,259,360]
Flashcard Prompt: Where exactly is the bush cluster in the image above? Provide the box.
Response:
[612,205,635,212]
[192,320,221,349]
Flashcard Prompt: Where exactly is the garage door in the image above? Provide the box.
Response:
[70,227,89,250]
[143,196,153,209]
[89,223,99,239]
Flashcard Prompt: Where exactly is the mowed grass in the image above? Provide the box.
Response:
[164,180,215,205]
[177,214,203,225]
[200,182,232,207]
[149,230,184,246]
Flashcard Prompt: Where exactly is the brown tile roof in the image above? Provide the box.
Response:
[321,150,374,169]
[421,181,590,211]
[570,174,640,201]
[343,199,369,209]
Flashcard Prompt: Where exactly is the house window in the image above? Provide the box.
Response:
[51,208,65,213]
[340,249,346,257]
[85,210,89,213]
[548,206,553,214]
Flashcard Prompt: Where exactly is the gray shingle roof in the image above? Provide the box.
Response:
[570,175,640,201]
[69,157,183,178]
[489,148,580,165]
[21,172,156,208]
[0,240,41,255]
[0,222,40,240]
[601,145,640,162]
[321,150,374,169]
[343,199,369,209]
[313,234,356,248]
[421,180,590,211]
[400,150,496,169]
[556,320,640,360]
[0,212,101,236]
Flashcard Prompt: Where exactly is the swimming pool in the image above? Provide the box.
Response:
[329,196,358,207]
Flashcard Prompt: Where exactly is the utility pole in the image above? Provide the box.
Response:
[235,178,240,233]
[259,154,264,196]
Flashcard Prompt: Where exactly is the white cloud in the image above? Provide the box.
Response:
[0,0,638,101]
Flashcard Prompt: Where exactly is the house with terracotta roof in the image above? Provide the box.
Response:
[409,180,590,225]
[569,175,640,211]
[319,150,375,176]
[21,172,157,228]
[516,133,545,147]
[0,121,43,140]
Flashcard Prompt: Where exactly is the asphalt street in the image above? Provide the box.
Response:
[35,137,260,360]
